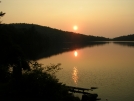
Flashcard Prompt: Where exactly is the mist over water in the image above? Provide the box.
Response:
[38,42,134,101]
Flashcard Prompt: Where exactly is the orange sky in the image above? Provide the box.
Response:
[1,0,134,38]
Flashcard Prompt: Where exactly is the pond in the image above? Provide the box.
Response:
[38,42,134,101]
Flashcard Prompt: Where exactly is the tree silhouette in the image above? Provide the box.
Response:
[0,25,31,84]
[0,11,5,16]
[0,1,30,83]
[0,1,5,23]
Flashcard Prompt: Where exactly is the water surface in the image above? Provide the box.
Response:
[38,42,134,101]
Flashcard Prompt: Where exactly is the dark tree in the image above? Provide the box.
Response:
[0,1,30,83]
[0,11,5,17]
[0,2,5,23]
[0,25,31,84]
[0,1,6,23]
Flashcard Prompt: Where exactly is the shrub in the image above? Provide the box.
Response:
[0,62,80,101]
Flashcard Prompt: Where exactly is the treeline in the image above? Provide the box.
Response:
[0,23,109,60]
[112,34,134,41]
[10,23,110,43]
[0,24,48,60]
[1,23,133,60]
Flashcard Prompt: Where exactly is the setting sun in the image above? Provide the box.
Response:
[74,51,78,57]
[73,25,78,31]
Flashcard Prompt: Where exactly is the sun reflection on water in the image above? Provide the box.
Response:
[72,67,78,85]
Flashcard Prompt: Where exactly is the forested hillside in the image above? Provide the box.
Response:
[10,23,110,42]
[2,23,134,60]
[112,34,134,41]
[0,23,110,60]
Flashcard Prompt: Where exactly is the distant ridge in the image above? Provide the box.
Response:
[112,34,134,41]
[2,23,134,41]
[10,23,134,41]
[1,23,110,60]
[1,23,133,60]
[9,23,110,41]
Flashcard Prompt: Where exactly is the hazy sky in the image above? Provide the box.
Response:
[1,0,134,38]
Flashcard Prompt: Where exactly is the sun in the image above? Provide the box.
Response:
[73,25,78,31]
[74,51,78,57]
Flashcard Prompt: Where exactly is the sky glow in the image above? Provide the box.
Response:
[1,0,134,38]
